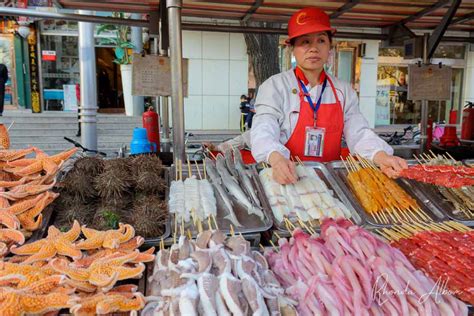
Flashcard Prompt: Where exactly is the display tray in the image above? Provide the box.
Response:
[463,159,473,167]
[168,163,273,237]
[398,160,474,226]
[327,161,446,228]
[255,162,364,234]
[41,168,171,246]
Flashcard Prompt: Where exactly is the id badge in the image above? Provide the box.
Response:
[304,127,325,157]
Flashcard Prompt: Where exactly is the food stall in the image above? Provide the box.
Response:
[1,1,473,315]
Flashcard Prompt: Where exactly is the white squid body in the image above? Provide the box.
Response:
[199,179,217,220]
[184,176,201,223]
[169,180,186,221]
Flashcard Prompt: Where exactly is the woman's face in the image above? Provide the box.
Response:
[292,32,330,73]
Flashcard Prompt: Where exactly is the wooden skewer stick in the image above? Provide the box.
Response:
[211,213,219,230]
[274,231,282,239]
[194,161,202,180]
[181,216,185,237]
[175,158,179,181]
[230,224,235,236]
[203,159,207,179]
[259,244,266,252]
[208,217,213,231]
[187,229,192,240]
[187,157,193,177]
[269,239,279,252]
[174,215,178,242]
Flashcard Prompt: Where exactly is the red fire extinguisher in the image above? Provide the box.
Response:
[461,101,474,140]
[142,106,160,152]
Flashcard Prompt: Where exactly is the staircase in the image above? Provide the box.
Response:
[1,111,141,156]
[1,110,241,156]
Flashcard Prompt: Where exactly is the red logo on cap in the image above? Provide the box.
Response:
[296,12,309,25]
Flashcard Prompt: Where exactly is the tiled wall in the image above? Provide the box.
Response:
[183,31,249,130]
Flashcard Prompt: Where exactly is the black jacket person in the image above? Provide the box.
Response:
[0,63,8,116]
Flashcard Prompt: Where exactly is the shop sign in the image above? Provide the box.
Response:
[16,0,30,24]
[27,29,41,113]
[132,54,188,97]
[408,64,452,101]
[42,50,56,61]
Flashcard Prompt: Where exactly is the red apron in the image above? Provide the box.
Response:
[285,69,344,162]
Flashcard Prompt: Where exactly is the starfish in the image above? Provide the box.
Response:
[10,220,82,264]
[0,148,35,162]
[75,246,155,268]
[70,292,145,316]
[0,210,20,229]
[17,191,58,231]
[1,193,46,215]
[0,179,56,201]
[76,223,136,250]
[50,251,145,291]
[0,228,25,245]
[0,242,8,257]
[5,148,77,177]
[0,288,74,316]
[0,262,56,288]
[0,124,10,150]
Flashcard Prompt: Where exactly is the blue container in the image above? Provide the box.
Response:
[130,128,156,155]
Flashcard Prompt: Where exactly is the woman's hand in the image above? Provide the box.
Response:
[373,151,408,178]
[268,151,298,184]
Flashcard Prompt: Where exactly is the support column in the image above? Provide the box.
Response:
[167,0,185,160]
[420,33,429,153]
[159,21,171,152]
[131,13,144,116]
[358,40,379,128]
[78,10,98,151]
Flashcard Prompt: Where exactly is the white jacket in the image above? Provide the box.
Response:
[250,69,393,163]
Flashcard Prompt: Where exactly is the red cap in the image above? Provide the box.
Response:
[286,7,336,44]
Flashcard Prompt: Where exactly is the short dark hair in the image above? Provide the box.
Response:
[289,31,333,46]
[240,94,247,99]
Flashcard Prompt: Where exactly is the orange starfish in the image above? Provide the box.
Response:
[10,220,82,264]
[17,191,58,231]
[76,223,135,250]
[70,291,145,316]
[0,179,56,201]
[1,193,46,216]
[0,124,10,150]
[50,251,145,291]
[75,246,155,268]
[0,242,8,257]
[0,210,20,229]
[0,262,56,288]
[0,288,74,316]
[0,228,25,245]
[5,147,77,177]
[0,148,35,162]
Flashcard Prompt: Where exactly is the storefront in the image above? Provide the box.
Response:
[0,20,17,108]
[376,44,467,126]
[39,19,126,112]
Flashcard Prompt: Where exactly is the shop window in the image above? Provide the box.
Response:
[376,65,464,125]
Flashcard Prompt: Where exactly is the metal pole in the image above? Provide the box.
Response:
[78,10,98,151]
[167,0,185,160]
[131,13,145,116]
[420,33,430,153]
[159,18,171,153]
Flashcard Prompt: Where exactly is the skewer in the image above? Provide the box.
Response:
[204,147,218,160]
[174,216,178,243]
[187,157,193,177]
[197,220,203,234]
[211,213,219,230]
[295,156,304,165]
[274,231,281,239]
[181,217,185,237]
[259,244,266,252]
[445,152,456,163]
[207,217,213,231]
[203,159,207,179]
[187,229,192,240]
[269,239,279,252]
[230,224,235,236]
[175,158,179,181]
[160,237,164,251]
[194,161,203,180]
[376,230,393,241]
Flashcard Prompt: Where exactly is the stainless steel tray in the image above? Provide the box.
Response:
[398,161,474,226]
[168,163,273,237]
[255,162,363,234]
[327,161,446,229]
[463,159,473,167]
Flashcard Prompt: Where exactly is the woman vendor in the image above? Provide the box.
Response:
[251,7,408,184]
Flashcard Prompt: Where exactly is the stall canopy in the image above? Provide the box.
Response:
[55,0,474,32]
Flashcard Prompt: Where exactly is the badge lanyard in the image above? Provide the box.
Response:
[298,78,327,127]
